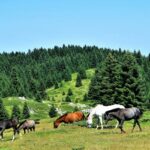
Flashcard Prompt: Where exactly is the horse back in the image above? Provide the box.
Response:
[66,111,84,123]
[26,120,35,127]
[0,120,14,129]
[20,120,35,129]
[123,107,142,120]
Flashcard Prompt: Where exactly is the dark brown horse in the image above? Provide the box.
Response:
[0,118,19,141]
[54,111,85,128]
[17,119,40,134]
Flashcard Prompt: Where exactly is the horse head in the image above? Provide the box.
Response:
[86,116,93,128]
[53,121,60,128]
[11,117,19,127]
[105,113,114,121]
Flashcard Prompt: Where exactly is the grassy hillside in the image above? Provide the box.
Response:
[3,97,50,119]
[46,69,95,103]
[2,69,95,119]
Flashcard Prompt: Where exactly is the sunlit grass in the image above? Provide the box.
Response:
[0,117,150,150]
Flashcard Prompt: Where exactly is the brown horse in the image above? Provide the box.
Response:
[54,111,85,128]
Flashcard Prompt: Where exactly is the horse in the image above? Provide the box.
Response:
[17,119,40,134]
[54,111,85,128]
[87,104,125,129]
[0,118,19,141]
[105,107,143,133]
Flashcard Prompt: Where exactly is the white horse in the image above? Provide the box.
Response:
[87,104,125,129]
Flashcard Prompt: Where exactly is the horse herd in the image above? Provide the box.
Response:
[0,104,143,141]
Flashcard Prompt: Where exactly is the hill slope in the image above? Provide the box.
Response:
[2,69,95,119]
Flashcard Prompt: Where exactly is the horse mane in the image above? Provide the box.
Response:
[86,113,90,119]
[105,108,122,115]
[18,120,27,128]
[55,113,68,121]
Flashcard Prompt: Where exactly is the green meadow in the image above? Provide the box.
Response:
[0,116,150,150]
[0,69,150,150]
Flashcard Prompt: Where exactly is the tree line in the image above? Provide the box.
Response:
[0,45,150,107]
[0,45,107,100]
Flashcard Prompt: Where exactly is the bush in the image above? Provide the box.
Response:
[67,88,73,96]
[65,95,71,102]
[49,105,57,118]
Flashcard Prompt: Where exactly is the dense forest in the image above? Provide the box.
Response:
[0,45,150,108]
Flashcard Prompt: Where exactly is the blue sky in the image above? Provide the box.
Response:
[0,0,150,56]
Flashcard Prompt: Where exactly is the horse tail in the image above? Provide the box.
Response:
[139,108,144,116]
[136,108,144,118]
[34,119,40,124]
[35,121,40,124]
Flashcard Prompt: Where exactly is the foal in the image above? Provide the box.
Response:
[105,107,143,133]
[17,120,38,134]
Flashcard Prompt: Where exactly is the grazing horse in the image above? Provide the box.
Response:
[54,111,85,128]
[0,118,19,141]
[105,107,143,133]
[87,104,125,129]
[17,119,39,134]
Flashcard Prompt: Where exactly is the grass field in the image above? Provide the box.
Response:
[0,113,150,150]
[1,69,150,150]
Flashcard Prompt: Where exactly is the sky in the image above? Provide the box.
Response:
[0,0,150,56]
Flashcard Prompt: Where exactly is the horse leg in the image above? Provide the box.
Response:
[24,129,26,134]
[115,120,119,128]
[96,117,100,129]
[33,126,35,132]
[0,129,2,140]
[0,128,5,140]
[131,119,136,132]
[119,120,125,133]
[99,116,103,130]
[1,132,4,140]
[0,131,3,140]
[12,128,17,142]
[105,119,109,127]
[136,120,142,131]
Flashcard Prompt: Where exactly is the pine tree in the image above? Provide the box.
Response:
[49,105,57,118]
[11,104,21,119]
[54,82,59,89]
[22,102,30,119]
[10,67,21,96]
[83,93,88,101]
[62,91,65,95]
[75,74,82,87]
[0,74,10,97]
[78,68,87,79]
[63,68,72,81]
[65,95,71,102]
[134,50,143,65]
[0,98,9,120]
[119,53,145,107]
[88,53,121,105]
[67,88,73,96]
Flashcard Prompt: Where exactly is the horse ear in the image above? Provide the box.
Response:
[86,113,90,119]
